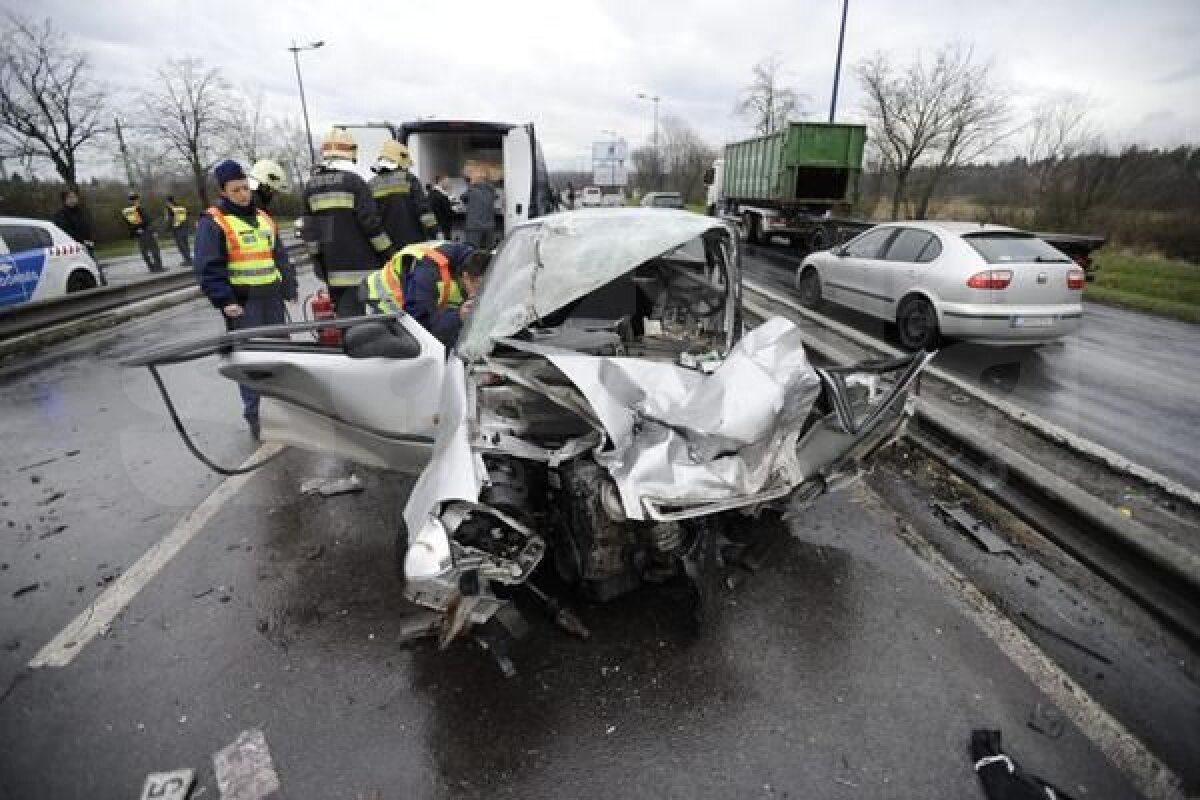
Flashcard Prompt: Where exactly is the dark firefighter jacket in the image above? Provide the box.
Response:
[194,196,297,310]
[369,168,436,248]
[301,165,394,288]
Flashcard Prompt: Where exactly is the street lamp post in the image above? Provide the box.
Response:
[600,129,620,187]
[829,0,849,123]
[636,92,660,189]
[288,40,325,169]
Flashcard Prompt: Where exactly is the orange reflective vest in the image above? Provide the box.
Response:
[206,206,281,287]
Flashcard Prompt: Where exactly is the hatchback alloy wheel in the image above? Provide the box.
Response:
[896,295,939,351]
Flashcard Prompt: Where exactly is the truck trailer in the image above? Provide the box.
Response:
[705,122,872,255]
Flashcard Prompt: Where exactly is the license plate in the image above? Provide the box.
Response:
[1011,316,1055,328]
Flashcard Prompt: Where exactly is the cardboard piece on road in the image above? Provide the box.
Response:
[213,729,280,800]
[139,769,195,800]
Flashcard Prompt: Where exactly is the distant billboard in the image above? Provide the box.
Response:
[592,140,628,162]
[593,163,628,187]
[592,138,628,187]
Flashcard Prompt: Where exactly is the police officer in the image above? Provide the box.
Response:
[369,140,437,248]
[404,241,490,348]
[248,158,289,212]
[122,192,164,273]
[163,195,192,267]
[301,128,394,317]
[359,241,438,317]
[194,160,298,438]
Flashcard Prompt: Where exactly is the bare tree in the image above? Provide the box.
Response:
[227,86,266,164]
[264,115,315,189]
[659,115,717,203]
[142,58,236,205]
[735,56,807,135]
[1024,93,1094,199]
[857,44,1009,220]
[0,12,109,190]
[631,144,663,193]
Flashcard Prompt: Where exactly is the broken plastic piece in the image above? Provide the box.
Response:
[933,502,1016,558]
[139,769,194,800]
[213,729,280,800]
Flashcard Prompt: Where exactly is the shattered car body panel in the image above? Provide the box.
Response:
[127,208,930,663]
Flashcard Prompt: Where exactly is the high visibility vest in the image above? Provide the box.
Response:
[364,263,406,315]
[396,242,461,309]
[206,206,281,287]
[170,205,187,226]
[122,206,143,226]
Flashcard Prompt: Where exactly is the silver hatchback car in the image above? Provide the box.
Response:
[795,221,1086,349]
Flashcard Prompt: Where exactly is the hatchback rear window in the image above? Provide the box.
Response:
[964,233,1070,264]
[652,194,683,207]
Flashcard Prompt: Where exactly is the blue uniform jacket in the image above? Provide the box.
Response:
[194,197,297,309]
[404,241,475,349]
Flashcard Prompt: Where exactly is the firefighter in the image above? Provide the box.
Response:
[369,139,437,248]
[163,195,192,267]
[248,158,289,212]
[403,241,490,348]
[121,192,164,273]
[194,159,298,438]
[301,128,394,316]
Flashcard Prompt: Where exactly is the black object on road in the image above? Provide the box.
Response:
[970,729,1076,799]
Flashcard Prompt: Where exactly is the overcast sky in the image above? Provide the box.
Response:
[8,0,1200,174]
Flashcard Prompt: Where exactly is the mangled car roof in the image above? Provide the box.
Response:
[458,208,731,361]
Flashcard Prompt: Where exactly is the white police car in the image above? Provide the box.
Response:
[0,217,103,309]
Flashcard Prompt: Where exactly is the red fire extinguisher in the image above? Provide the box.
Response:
[307,288,342,346]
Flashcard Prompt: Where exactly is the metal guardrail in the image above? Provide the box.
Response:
[741,282,1200,648]
[0,242,304,341]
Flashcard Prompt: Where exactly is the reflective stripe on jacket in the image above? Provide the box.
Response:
[205,206,281,286]
[122,206,143,226]
[394,242,460,309]
[170,205,187,226]
[363,265,406,315]
[301,165,394,286]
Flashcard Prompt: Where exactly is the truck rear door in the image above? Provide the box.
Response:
[503,124,535,231]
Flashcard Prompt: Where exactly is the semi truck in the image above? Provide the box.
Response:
[704,122,872,255]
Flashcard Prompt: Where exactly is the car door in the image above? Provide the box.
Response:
[0,225,48,308]
[831,226,897,315]
[874,228,938,319]
[216,313,449,472]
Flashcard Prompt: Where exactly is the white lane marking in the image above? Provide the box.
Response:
[882,497,1185,800]
[28,443,283,669]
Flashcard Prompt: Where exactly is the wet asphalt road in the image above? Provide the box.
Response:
[0,288,1164,798]
[740,245,1200,491]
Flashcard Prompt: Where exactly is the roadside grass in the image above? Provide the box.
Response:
[1086,250,1200,324]
[94,236,167,260]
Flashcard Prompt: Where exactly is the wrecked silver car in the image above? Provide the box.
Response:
[131,208,930,665]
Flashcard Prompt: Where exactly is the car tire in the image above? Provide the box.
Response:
[895,295,940,351]
[795,267,823,309]
[393,518,410,584]
[746,214,761,245]
[66,270,98,293]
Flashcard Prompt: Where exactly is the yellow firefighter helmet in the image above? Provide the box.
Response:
[377,139,412,169]
[248,159,290,192]
[320,128,357,161]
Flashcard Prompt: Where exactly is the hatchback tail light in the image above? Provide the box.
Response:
[1067,269,1086,289]
[966,270,1013,290]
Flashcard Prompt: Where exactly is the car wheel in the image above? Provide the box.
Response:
[66,270,98,293]
[896,295,940,351]
[746,214,762,245]
[795,267,823,309]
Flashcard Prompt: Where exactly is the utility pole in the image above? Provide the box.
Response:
[829,0,850,123]
[114,116,135,188]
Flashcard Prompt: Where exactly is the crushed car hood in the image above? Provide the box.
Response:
[493,317,824,520]
[458,208,731,361]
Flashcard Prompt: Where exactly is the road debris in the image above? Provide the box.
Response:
[303,544,324,561]
[38,525,68,539]
[971,729,1070,800]
[193,588,214,599]
[933,502,1016,559]
[37,491,65,506]
[213,728,280,800]
[12,582,39,598]
[300,474,364,497]
[1027,701,1065,739]
[139,769,194,800]
[18,458,56,472]
[1019,611,1113,665]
